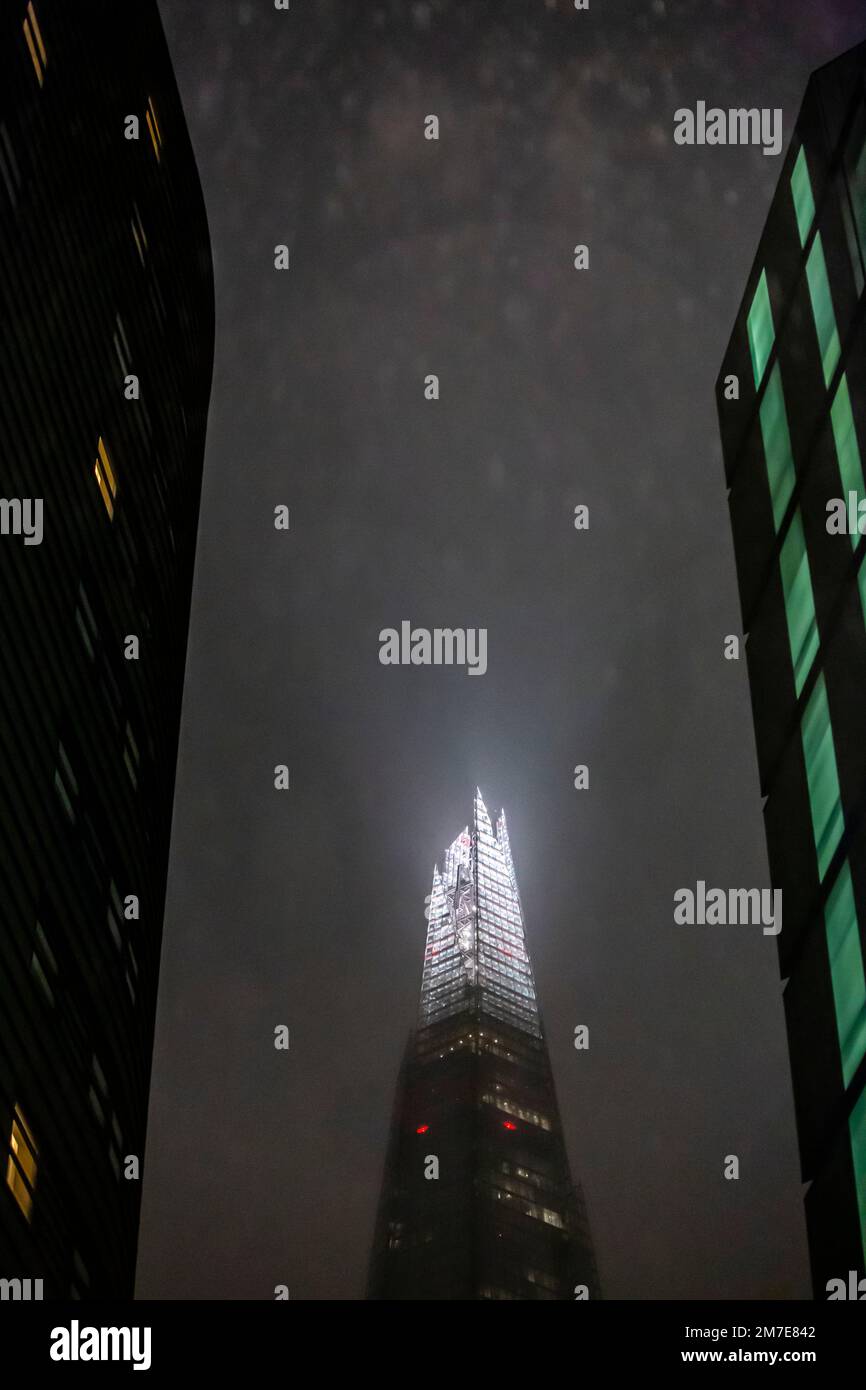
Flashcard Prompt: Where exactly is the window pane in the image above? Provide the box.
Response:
[824,863,866,1087]
[747,268,775,388]
[801,675,843,880]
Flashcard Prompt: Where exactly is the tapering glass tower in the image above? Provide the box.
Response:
[368,791,599,1300]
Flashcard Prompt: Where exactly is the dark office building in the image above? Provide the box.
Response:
[368,791,599,1300]
[0,2,213,1297]
[717,42,866,1294]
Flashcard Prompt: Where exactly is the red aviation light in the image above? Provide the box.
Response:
[416,1124,429,1134]
[502,1121,517,1131]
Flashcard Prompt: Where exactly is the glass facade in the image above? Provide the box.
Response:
[368,791,599,1300]
[0,1,213,1297]
[718,40,866,1291]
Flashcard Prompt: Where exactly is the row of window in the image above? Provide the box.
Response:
[481,1090,552,1132]
[746,135,866,1260]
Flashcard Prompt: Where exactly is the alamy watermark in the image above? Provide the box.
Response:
[0,497,42,545]
[826,1271,866,1299]
[826,493,866,534]
[49,1320,151,1371]
[674,103,783,157]
[0,1276,43,1300]
[379,622,487,676]
[674,882,782,935]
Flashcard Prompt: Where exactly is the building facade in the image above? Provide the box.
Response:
[0,1,213,1297]
[717,42,866,1293]
[369,791,599,1300]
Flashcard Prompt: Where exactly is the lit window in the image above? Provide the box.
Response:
[94,436,117,519]
[825,863,866,1089]
[758,365,796,532]
[778,513,819,697]
[805,232,841,387]
[791,145,842,385]
[790,146,816,245]
[6,1106,37,1222]
[801,674,844,881]
[146,97,162,162]
[828,377,866,625]
[746,269,774,389]
[22,3,47,87]
[851,1085,866,1265]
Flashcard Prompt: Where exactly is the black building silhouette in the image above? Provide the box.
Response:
[717,42,866,1293]
[0,0,213,1297]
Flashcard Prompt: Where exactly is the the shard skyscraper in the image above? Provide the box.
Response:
[369,790,599,1300]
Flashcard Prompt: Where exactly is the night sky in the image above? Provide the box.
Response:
[136,0,866,1300]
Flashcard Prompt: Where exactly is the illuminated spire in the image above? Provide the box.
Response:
[418,791,540,1036]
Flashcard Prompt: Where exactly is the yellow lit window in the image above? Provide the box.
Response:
[146,97,162,162]
[94,436,117,519]
[6,1106,37,1222]
[23,2,47,86]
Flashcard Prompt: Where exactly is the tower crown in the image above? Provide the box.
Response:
[419,791,540,1036]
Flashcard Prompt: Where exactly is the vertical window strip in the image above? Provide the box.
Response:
[94,436,117,519]
[827,376,866,630]
[850,1085,866,1265]
[790,148,842,387]
[825,863,866,1088]
[805,233,841,387]
[759,365,797,531]
[779,512,819,696]
[148,98,162,147]
[758,363,820,695]
[27,3,46,66]
[6,1106,38,1222]
[22,14,42,85]
[847,126,866,274]
[747,268,775,389]
[791,146,816,247]
[801,674,844,881]
[831,377,865,530]
[145,110,160,162]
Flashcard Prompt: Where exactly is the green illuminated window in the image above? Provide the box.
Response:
[831,376,865,511]
[845,118,866,272]
[828,378,866,620]
[747,269,775,388]
[850,1085,866,1265]
[791,146,816,246]
[779,513,819,695]
[801,675,843,881]
[791,144,841,385]
[759,365,796,531]
[825,863,866,1088]
[805,232,841,387]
